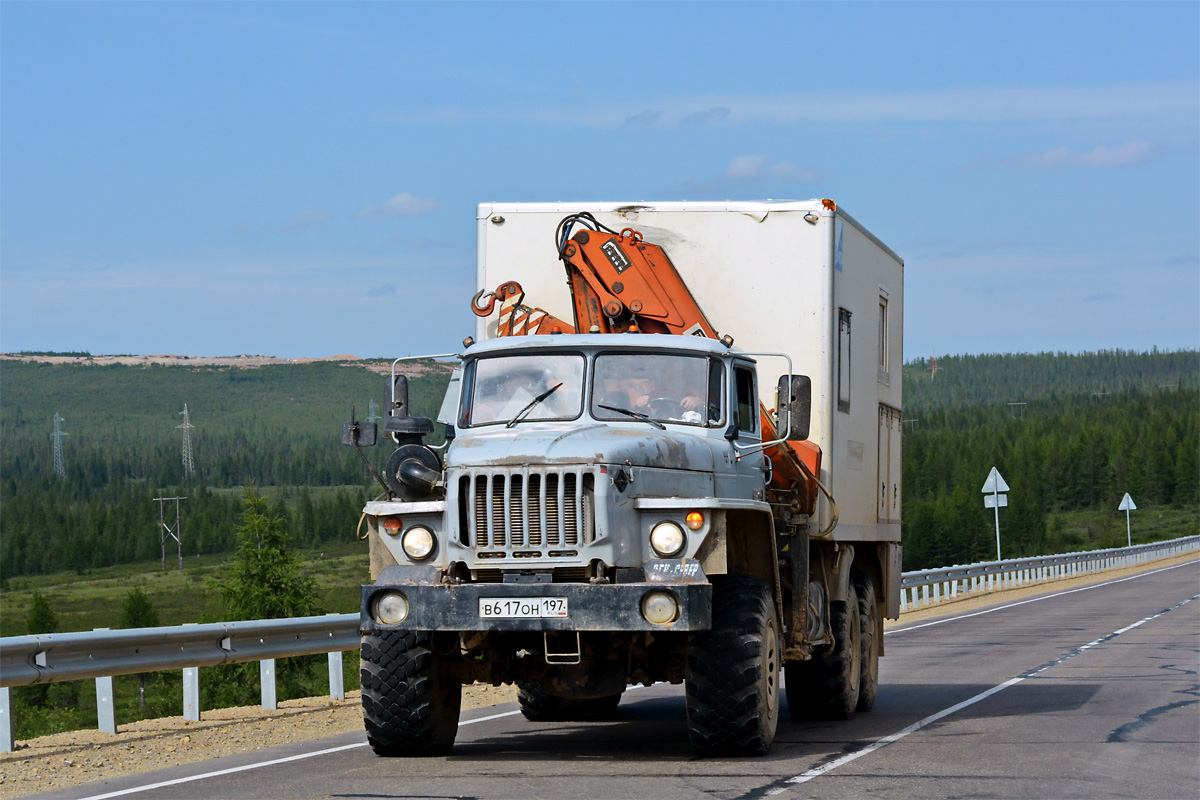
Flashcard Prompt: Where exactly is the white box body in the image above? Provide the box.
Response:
[476,201,903,543]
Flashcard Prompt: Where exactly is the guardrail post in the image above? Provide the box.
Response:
[93,628,116,735]
[183,667,200,721]
[1,686,12,753]
[328,652,345,700]
[96,676,116,734]
[261,659,277,710]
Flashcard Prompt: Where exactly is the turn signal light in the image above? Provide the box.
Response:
[685,511,705,531]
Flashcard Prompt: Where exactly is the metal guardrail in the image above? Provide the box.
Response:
[0,614,359,753]
[0,614,358,688]
[899,535,1199,610]
[1,535,1196,752]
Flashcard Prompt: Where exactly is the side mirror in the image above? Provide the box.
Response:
[776,375,811,441]
[341,419,378,448]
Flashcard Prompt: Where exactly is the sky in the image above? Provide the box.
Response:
[2,1,1197,361]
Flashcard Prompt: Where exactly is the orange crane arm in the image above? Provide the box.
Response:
[469,213,819,515]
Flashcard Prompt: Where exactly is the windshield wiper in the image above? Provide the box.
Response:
[506,383,564,428]
[597,404,666,430]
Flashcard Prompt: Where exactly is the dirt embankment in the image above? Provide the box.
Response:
[0,353,454,377]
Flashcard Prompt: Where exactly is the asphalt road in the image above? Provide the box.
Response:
[34,559,1199,800]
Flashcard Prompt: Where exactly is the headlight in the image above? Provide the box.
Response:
[374,591,409,624]
[650,521,686,557]
[401,526,435,560]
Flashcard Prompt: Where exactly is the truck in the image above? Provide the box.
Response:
[343,199,903,757]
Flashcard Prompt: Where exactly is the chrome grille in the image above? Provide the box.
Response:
[459,468,596,556]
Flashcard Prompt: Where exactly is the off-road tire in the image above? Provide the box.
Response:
[785,579,861,720]
[360,630,462,756]
[517,681,622,721]
[685,575,780,756]
[853,571,880,712]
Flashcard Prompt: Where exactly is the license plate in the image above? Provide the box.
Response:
[479,597,569,619]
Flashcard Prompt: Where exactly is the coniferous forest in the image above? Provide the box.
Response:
[0,358,451,583]
[1,348,1196,583]
[0,349,1196,740]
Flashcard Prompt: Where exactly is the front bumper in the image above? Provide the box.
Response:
[360,579,712,633]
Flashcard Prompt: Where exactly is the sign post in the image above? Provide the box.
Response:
[982,467,1010,561]
[1118,493,1137,547]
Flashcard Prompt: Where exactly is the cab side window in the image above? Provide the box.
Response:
[734,366,757,434]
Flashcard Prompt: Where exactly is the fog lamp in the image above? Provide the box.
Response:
[374,591,409,624]
[641,590,680,625]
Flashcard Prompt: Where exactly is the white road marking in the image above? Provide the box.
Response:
[767,590,1198,795]
[74,709,523,800]
[77,562,1197,799]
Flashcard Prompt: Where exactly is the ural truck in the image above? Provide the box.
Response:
[343,200,903,757]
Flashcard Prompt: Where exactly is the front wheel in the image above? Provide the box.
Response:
[686,575,780,756]
[361,630,462,756]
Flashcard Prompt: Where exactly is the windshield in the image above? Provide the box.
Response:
[460,354,585,427]
[592,353,724,427]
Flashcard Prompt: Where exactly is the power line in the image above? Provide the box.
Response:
[51,413,68,478]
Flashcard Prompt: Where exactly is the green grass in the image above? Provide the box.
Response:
[2,536,370,741]
[1,538,369,637]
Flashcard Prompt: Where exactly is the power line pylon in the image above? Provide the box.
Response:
[928,353,940,380]
[154,495,186,570]
[177,405,196,478]
[51,413,68,478]
[367,399,382,424]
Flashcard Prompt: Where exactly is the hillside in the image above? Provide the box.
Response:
[1,348,1196,583]
[899,349,1198,569]
[0,356,454,583]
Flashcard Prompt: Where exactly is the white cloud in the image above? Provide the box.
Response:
[999,141,1169,170]
[723,154,825,183]
[387,81,1199,128]
[367,283,397,298]
[725,154,770,180]
[357,193,438,221]
[281,208,332,233]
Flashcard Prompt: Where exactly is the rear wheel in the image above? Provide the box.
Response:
[686,575,780,756]
[785,579,861,720]
[854,571,880,712]
[361,630,462,756]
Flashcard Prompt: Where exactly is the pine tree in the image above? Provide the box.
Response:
[22,590,59,706]
[210,486,318,621]
[207,486,320,707]
[119,586,161,708]
[26,589,58,635]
